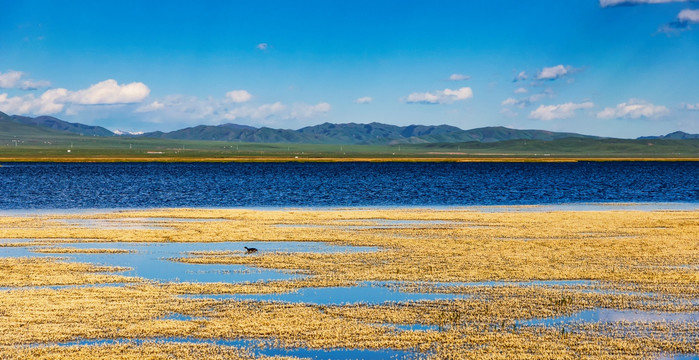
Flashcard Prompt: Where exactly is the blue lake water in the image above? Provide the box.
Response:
[0,161,696,209]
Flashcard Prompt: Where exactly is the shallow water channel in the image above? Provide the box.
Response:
[36,338,419,360]
[1,241,375,283]
[523,309,699,327]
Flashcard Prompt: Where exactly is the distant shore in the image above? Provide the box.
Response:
[0,156,698,163]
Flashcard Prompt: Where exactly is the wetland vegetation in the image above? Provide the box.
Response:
[0,208,697,359]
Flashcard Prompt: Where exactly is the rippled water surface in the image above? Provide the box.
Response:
[0,161,696,209]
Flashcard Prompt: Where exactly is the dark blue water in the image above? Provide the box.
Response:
[0,162,696,209]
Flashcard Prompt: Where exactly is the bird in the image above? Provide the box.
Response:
[244,246,258,254]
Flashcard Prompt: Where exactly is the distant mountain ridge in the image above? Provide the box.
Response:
[138,122,603,145]
[637,131,699,140]
[1,111,697,145]
[3,112,114,137]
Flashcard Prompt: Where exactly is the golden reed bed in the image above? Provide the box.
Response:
[0,207,697,359]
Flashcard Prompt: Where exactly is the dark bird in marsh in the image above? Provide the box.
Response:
[244,246,258,254]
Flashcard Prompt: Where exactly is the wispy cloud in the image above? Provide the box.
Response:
[221,102,331,126]
[514,87,528,94]
[679,8,699,21]
[355,96,373,104]
[135,101,165,113]
[256,43,269,51]
[226,90,253,103]
[403,87,473,104]
[290,102,331,119]
[529,102,594,121]
[0,70,51,90]
[659,8,699,32]
[600,0,697,7]
[135,93,331,127]
[448,73,470,81]
[597,99,669,119]
[224,102,286,121]
[501,89,553,108]
[682,103,699,110]
[537,65,573,81]
[513,71,528,82]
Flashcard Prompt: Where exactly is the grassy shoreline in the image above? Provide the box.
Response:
[0,156,698,163]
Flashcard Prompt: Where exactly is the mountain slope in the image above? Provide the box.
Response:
[3,111,697,147]
[9,113,114,137]
[0,112,78,138]
[142,124,315,143]
[392,126,600,144]
[638,131,699,140]
[139,122,600,145]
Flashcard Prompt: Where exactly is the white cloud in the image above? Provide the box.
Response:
[514,71,528,82]
[597,99,670,119]
[222,101,330,122]
[529,102,594,121]
[0,71,24,88]
[682,103,699,110]
[355,96,373,104]
[19,79,51,90]
[135,101,165,113]
[501,98,517,106]
[0,89,67,115]
[290,102,331,118]
[157,95,218,120]
[448,73,470,81]
[501,90,553,108]
[224,102,286,121]
[257,43,269,50]
[226,90,253,103]
[659,8,699,33]
[0,70,51,90]
[67,79,150,105]
[678,8,699,22]
[6,79,151,115]
[404,87,473,104]
[537,65,571,80]
[600,0,697,7]
[514,87,528,94]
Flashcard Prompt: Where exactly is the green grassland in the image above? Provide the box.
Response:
[0,132,697,161]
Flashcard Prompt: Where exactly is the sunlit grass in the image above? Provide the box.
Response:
[0,208,697,358]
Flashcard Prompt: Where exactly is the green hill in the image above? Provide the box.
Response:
[0,112,75,138]
[4,112,114,137]
[140,122,601,145]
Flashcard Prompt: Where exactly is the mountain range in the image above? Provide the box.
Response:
[1,111,697,145]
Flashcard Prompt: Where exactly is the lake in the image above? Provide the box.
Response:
[0,161,697,209]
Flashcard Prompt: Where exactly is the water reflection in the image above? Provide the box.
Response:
[184,282,469,305]
[1,241,376,284]
[523,309,699,326]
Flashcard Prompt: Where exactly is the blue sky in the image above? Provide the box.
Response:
[1,0,698,137]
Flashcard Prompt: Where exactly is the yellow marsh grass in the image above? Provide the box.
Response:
[0,208,697,359]
[0,343,295,360]
[1,284,696,359]
[0,258,135,287]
